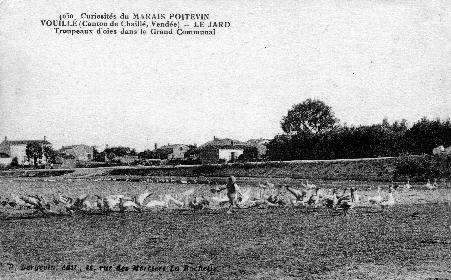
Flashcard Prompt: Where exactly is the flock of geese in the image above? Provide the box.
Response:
[0,189,201,217]
[0,178,444,218]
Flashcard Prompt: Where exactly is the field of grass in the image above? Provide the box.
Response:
[0,178,450,279]
[107,158,399,181]
[0,157,399,182]
[0,177,449,206]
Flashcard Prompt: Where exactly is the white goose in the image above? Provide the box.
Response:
[307,188,322,207]
[81,200,97,212]
[119,191,153,212]
[95,195,108,212]
[368,187,383,204]
[73,194,90,210]
[302,179,317,189]
[402,179,411,190]
[323,188,338,209]
[20,195,49,214]
[335,192,355,213]
[174,188,195,206]
[93,195,119,213]
[257,181,275,199]
[433,179,439,189]
[145,195,168,209]
[136,191,152,207]
[350,188,360,204]
[258,182,269,199]
[187,196,210,210]
[163,194,185,207]
[380,188,395,208]
[211,191,229,205]
[118,197,139,212]
[286,185,310,204]
[425,179,436,190]
[337,188,351,202]
[237,188,252,205]
[57,194,90,213]
[104,194,126,210]
[11,195,34,209]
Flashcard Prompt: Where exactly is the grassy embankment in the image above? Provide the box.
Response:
[1,155,450,182]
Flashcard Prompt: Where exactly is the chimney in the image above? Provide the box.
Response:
[154,143,158,150]
[44,136,47,141]
[104,144,109,162]
[4,136,6,141]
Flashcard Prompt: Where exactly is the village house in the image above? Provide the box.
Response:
[153,144,190,160]
[113,155,139,165]
[245,138,270,158]
[0,136,51,165]
[103,145,139,165]
[59,144,94,162]
[199,137,250,164]
[432,145,451,155]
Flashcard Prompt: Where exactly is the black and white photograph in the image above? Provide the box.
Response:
[0,0,450,279]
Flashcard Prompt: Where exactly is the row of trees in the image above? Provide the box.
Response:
[137,145,199,160]
[21,142,59,167]
[18,99,450,166]
[267,99,451,160]
[94,146,137,162]
[20,145,139,167]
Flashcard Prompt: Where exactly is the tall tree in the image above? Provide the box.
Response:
[43,146,58,164]
[406,117,451,154]
[138,149,159,159]
[281,98,338,135]
[104,146,136,161]
[184,145,200,159]
[93,147,105,162]
[26,142,43,167]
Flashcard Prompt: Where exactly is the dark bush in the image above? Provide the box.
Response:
[10,157,19,168]
[394,154,451,181]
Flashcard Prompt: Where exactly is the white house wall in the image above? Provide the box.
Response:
[10,144,47,165]
[0,157,12,166]
[62,145,93,161]
[218,149,244,162]
[10,145,28,164]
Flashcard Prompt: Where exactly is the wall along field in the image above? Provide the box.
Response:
[0,178,450,279]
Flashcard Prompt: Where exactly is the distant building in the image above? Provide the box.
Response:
[0,152,12,167]
[154,144,189,160]
[199,137,251,164]
[433,145,451,155]
[113,155,139,165]
[0,136,51,165]
[59,144,94,162]
[245,138,270,158]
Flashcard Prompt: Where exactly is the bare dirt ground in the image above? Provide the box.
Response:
[0,178,450,280]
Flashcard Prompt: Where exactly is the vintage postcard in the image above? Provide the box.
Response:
[0,0,450,279]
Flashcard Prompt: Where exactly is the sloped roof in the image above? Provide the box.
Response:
[4,140,50,145]
[200,138,250,150]
[157,144,188,150]
[61,144,92,149]
[246,138,270,146]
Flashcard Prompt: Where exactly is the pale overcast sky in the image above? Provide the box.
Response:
[0,0,450,150]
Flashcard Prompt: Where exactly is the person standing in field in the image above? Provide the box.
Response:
[215,176,244,213]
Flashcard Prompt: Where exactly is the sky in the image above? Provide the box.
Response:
[0,0,450,151]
